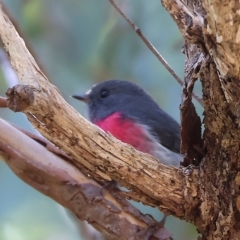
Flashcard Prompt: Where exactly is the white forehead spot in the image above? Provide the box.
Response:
[86,89,92,95]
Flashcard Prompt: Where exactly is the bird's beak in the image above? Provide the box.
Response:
[71,94,89,103]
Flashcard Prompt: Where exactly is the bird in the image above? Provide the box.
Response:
[72,79,182,167]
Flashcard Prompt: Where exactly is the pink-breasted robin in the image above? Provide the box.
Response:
[72,79,182,166]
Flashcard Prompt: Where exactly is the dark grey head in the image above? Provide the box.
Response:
[72,79,156,122]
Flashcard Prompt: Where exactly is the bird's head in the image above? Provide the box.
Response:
[71,79,148,122]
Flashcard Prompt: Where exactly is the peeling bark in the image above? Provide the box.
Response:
[198,61,240,239]
[180,43,204,166]
[160,0,240,238]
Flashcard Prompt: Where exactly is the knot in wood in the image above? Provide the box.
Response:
[6,84,35,112]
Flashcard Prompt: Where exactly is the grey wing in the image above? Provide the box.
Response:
[147,110,181,154]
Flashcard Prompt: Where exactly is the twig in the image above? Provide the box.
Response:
[108,0,203,107]
[0,118,172,240]
[0,96,7,107]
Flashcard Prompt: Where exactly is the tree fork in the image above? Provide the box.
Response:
[1,0,240,239]
[0,0,198,224]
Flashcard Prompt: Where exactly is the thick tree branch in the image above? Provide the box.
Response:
[0,118,172,240]
[0,3,199,220]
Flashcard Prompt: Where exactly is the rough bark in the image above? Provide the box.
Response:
[1,0,240,239]
[0,119,172,240]
[162,0,240,239]
[198,61,240,239]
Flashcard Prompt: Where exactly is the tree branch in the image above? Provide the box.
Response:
[0,118,173,240]
[0,96,7,107]
[0,3,199,219]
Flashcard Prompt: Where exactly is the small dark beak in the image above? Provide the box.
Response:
[71,94,89,103]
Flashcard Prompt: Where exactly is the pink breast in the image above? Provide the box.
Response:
[94,112,152,154]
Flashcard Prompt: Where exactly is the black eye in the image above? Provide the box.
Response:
[100,90,109,98]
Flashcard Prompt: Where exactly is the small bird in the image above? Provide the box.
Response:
[72,80,182,167]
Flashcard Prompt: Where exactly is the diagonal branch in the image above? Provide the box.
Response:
[0,118,172,240]
[108,0,203,107]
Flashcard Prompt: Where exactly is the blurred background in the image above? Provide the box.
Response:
[0,0,202,239]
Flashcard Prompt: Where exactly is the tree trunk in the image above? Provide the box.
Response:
[198,61,240,239]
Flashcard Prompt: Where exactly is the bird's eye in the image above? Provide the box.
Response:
[100,90,109,98]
